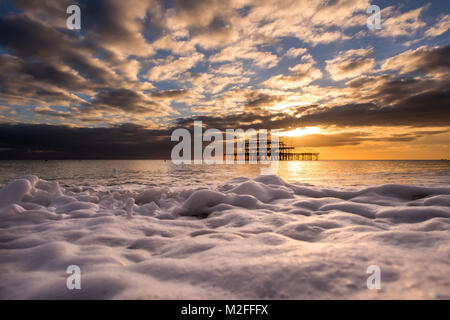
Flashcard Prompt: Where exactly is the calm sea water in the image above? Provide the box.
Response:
[0,160,449,189]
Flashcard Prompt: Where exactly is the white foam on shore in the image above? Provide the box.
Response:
[0,174,449,299]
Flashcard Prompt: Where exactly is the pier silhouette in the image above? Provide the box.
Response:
[232,140,319,161]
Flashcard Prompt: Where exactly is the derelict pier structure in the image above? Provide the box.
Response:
[233,140,319,161]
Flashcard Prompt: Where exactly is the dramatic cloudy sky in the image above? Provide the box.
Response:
[0,0,449,159]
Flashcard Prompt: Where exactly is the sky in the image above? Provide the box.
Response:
[0,0,449,160]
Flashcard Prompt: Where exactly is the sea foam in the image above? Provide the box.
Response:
[0,175,449,299]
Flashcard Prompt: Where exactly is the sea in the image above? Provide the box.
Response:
[0,160,449,189]
[1,160,449,299]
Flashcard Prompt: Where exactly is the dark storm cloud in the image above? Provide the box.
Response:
[410,45,450,74]
[34,107,75,118]
[0,5,172,118]
[151,89,190,99]
[9,0,160,57]
[346,75,450,112]
[89,89,160,113]
[9,0,72,26]
[0,54,89,108]
[0,14,117,86]
[0,15,67,59]
[0,123,173,159]
[0,54,87,91]
[78,0,156,54]
[298,91,450,127]
[245,92,284,110]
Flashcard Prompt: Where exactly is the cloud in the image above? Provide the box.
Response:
[296,94,450,128]
[246,0,368,45]
[152,35,196,56]
[263,54,322,89]
[148,53,204,81]
[162,0,244,50]
[0,14,118,85]
[377,5,429,38]
[184,72,251,96]
[209,39,280,69]
[280,132,417,148]
[210,63,246,76]
[285,48,308,58]
[177,72,450,129]
[381,45,450,78]
[244,91,285,111]
[0,55,88,108]
[10,0,73,28]
[79,0,158,57]
[88,89,170,115]
[151,89,190,99]
[326,48,375,81]
[0,123,173,159]
[34,106,76,118]
[425,14,450,38]
[117,59,141,81]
